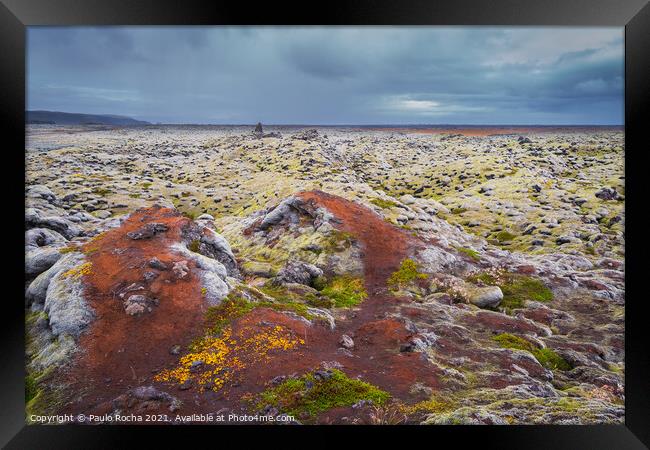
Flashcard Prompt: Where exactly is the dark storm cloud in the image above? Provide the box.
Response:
[27,27,623,124]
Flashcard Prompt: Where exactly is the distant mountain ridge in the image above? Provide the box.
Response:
[26,110,150,126]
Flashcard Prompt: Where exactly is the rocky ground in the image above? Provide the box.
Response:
[25,124,624,424]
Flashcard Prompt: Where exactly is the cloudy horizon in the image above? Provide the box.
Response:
[27,27,624,125]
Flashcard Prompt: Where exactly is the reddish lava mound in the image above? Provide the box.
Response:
[63,206,210,414]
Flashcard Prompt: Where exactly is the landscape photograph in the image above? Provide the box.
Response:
[25,26,625,425]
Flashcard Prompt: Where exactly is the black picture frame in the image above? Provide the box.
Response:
[2,0,648,448]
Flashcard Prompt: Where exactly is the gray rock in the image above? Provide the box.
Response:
[307,307,336,330]
[25,209,82,239]
[130,385,176,403]
[274,260,323,286]
[198,227,239,277]
[124,294,150,316]
[200,271,230,306]
[25,246,64,277]
[143,271,159,282]
[44,259,95,337]
[26,252,84,305]
[467,286,503,308]
[258,196,302,230]
[26,228,67,248]
[126,222,168,240]
[94,210,112,219]
[148,257,168,270]
[169,345,181,355]
[242,261,276,278]
[292,129,319,141]
[338,334,354,349]
[27,185,56,203]
[172,260,190,279]
[595,187,620,201]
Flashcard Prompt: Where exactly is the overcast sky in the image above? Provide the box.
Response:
[27,27,624,125]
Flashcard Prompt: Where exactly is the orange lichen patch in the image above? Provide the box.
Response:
[155,324,305,393]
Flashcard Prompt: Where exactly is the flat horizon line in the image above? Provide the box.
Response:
[113,123,624,127]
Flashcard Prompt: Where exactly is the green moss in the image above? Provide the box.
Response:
[182,210,198,220]
[370,198,398,209]
[24,323,63,421]
[320,275,367,308]
[253,284,313,317]
[607,363,624,374]
[25,374,38,403]
[58,246,77,254]
[469,272,553,311]
[25,374,63,420]
[204,289,314,339]
[129,193,141,199]
[466,272,497,285]
[387,259,428,290]
[456,246,480,261]
[492,333,536,352]
[450,207,467,215]
[203,294,255,337]
[311,275,328,291]
[500,275,553,310]
[91,187,112,196]
[495,230,516,242]
[305,293,334,308]
[534,348,571,371]
[140,182,152,189]
[325,230,355,252]
[254,369,390,419]
[401,396,455,415]
[493,333,570,371]
[259,283,293,303]
[188,239,201,253]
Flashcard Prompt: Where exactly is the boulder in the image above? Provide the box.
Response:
[43,259,95,337]
[26,228,67,248]
[201,271,230,306]
[25,246,64,277]
[258,196,302,230]
[242,261,276,278]
[339,334,354,349]
[26,252,84,305]
[274,260,323,286]
[198,228,239,277]
[25,208,82,239]
[27,185,57,203]
[126,222,169,240]
[595,187,620,201]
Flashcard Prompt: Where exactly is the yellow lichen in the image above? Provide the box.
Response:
[154,325,304,392]
[61,262,92,279]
